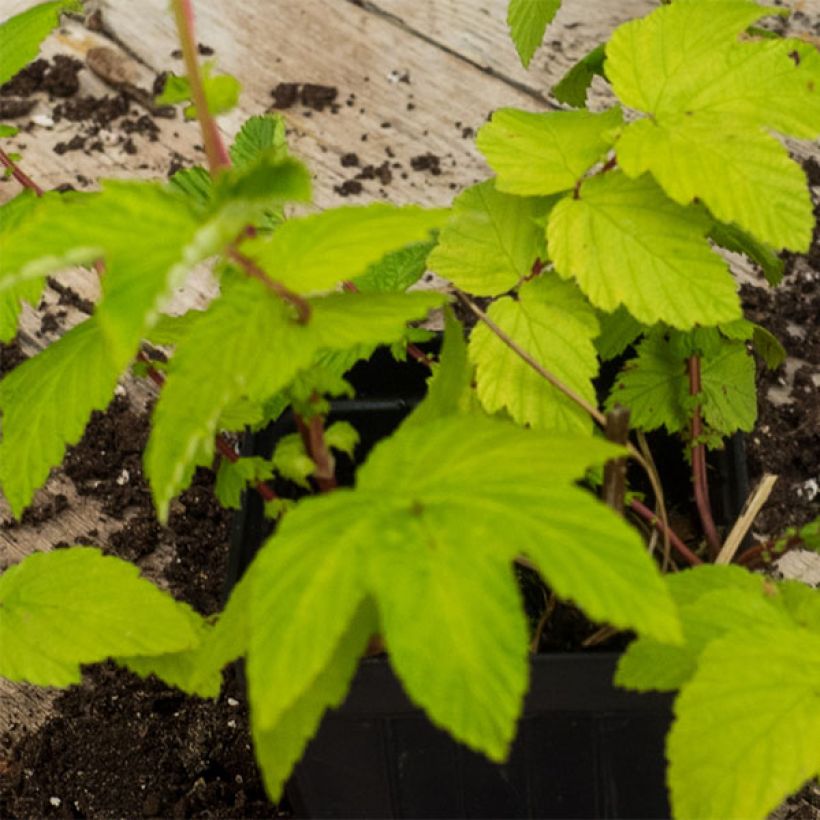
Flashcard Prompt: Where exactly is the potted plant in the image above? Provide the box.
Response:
[0,1,818,818]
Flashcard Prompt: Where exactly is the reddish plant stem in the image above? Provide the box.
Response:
[136,352,278,502]
[227,247,312,323]
[294,407,338,492]
[170,0,230,174]
[0,147,44,196]
[736,534,803,569]
[688,355,721,557]
[630,498,703,567]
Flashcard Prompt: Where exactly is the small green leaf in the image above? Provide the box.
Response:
[506,0,562,68]
[548,171,739,328]
[215,456,274,509]
[752,324,786,370]
[428,179,549,296]
[0,319,121,517]
[229,114,287,168]
[243,204,447,294]
[168,165,213,209]
[469,274,599,433]
[272,434,315,489]
[668,627,820,820]
[477,107,622,196]
[552,43,606,107]
[709,221,784,286]
[0,547,203,686]
[0,124,19,138]
[324,421,359,458]
[594,305,644,361]
[353,239,435,293]
[0,0,82,87]
[156,62,241,119]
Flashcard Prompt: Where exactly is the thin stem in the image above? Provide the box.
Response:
[688,355,721,557]
[602,406,630,514]
[170,0,230,174]
[630,498,703,566]
[227,247,312,323]
[0,147,44,196]
[294,404,337,492]
[636,430,671,570]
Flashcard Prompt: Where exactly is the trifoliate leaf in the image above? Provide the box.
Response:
[0,0,82,86]
[352,239,435,293]
[594,305,644,361]
[709,221,784,286]
[606,1,818,250]
[548,171,739,328]
[616,115,813,251]
[668,626,820,820]
[251,598,377,802]
[146,281,444,520]
[229,114,287,168]
[243,204,447,294]
[0,547,203,686]
[477,107,622,196]
[271,434,315,489]
[324,421,359,458]
[0,318,121,517]
[215,456,274,510]
[155,61,241,119]
[506,0,561,68]
[469,274,599,433]
[428,179,548,296]
[552,43,606,107]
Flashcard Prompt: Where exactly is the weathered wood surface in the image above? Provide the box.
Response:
[1,0,819,743]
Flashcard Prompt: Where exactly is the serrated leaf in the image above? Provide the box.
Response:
[710,221,784,286]
[477,106,622,196]
[168,165,213,209]
[0,0,82,87]
[0,547,203,686]
[272,434,315,488]
[606,1,818,251]
[252,597,376,801]
[617,115,813,250]
[229,114,287,168]
[548,171,739,328]
[469,274,599,433]
[698,338,756,434]
[0,318,121,517]
[215,455,273,509]
[244,204,447,295]
[552,43,606,107]
[594,305,644,361]
[146,282,444,520]
[353,239,434,293]
[428,179,548,296]
[324,421,359,458]
[506,0,561,68]
[668,627,820,820]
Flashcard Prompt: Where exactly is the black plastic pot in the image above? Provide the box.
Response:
[227,345,747,819]
[287,654,673,819]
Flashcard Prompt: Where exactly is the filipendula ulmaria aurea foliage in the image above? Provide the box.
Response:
[0,1,817,818]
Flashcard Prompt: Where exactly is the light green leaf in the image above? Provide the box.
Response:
[229,114,287,168]
[428,179,548,296]
[0,124,19,138]
[698,338,756,434]
[244,203,447,294]
[506,0,561,68]
[251,597,377,802]
[548,171,739,328]
[606,1,818,251]
[709,221,784,286]
[272,433,315,489]
[325,421,359,458]
[0,318,121,517]
[156,61,241,119]
[668,627,820,820]
[168,165,213,209]
[469,274,599,433]
[477,107,622,196]
[0,0,82,87]
[594,305,644,361]
[215,456,273,509]
[248,491,371,731]
[616,115,813,251]
[359,415,681,647]
[0,547,203,687]
[353,239,434,293]
[146,281,444,520]
[552,43,606,108]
